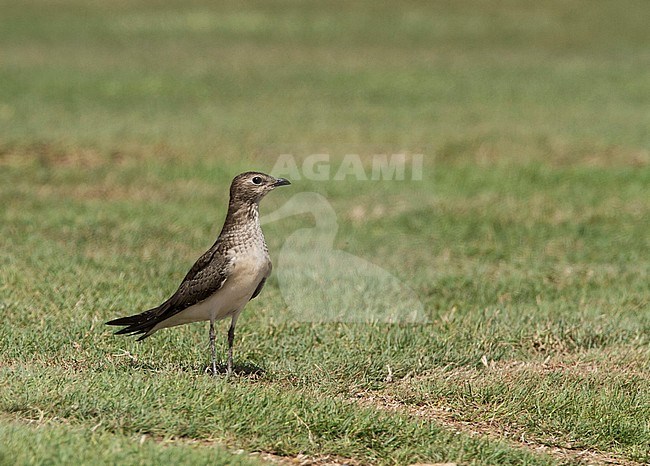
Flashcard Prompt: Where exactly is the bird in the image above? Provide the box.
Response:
[261,192,427,324]
[106,171,290,375]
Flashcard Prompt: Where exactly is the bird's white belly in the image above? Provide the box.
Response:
[154,254,270,331]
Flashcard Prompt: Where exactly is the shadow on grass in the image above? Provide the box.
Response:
[103,358,266,378]
[202,361,266,378]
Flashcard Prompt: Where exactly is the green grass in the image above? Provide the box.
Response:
[1,0,649,465]
[0,417,264,466]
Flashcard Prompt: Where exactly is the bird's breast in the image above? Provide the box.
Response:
[230,247,271,286]
[220,224,271,309]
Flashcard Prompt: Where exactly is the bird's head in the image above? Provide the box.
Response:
[229,171,291,205]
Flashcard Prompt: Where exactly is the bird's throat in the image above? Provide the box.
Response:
[224,200,261,232]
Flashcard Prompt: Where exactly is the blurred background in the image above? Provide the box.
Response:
[2,0,648,157]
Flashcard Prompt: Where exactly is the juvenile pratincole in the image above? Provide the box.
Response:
[106,172,290,375]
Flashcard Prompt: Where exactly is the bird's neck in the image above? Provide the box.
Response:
[219,199,267,253]
[223,199,261,232]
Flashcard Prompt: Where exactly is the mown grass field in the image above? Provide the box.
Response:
[1,1,649,465]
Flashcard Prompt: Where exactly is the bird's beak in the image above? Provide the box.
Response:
[272,177,291,187]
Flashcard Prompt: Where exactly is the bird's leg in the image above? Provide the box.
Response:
[226,314,238,375]
[209,318,217,376]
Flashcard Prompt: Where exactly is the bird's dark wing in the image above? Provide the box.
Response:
[250,260,272,301]
[163,252,232,313]
[178,240,222,284]
[106,241,232,339]
[250,277,267,300]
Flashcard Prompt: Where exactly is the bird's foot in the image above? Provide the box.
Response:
[203,363,219,376]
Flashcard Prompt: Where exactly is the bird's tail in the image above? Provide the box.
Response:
[105,308,160,341]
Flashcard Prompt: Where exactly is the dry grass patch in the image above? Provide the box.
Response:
[360,350,650,465]
[0,142,192,170]
[353,390,641,466]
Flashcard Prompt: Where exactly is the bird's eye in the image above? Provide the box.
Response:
[251,176,263,185]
